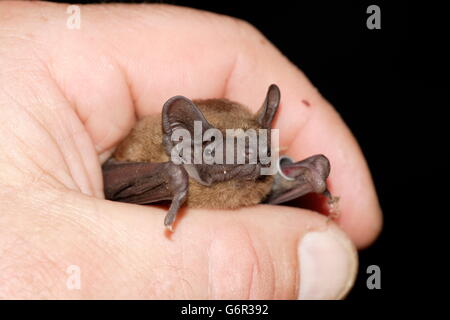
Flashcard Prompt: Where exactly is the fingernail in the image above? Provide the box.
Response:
[298,226,358,299]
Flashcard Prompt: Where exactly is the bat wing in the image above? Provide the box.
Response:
[102,158,189,230]
[102,159,175,204]
[264,155,331,204]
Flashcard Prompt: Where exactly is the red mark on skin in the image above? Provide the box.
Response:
[289,193,333,217]
[301,99,311,107]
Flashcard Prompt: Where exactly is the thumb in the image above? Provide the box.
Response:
[95,199,358,299]
[2,189,357,299]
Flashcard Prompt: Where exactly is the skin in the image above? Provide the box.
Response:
[0,1,382,299]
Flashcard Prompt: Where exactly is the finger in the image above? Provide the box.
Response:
[6,2,381,247]
[1,190,357,299]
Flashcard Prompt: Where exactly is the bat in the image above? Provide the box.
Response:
[102,84,336,231]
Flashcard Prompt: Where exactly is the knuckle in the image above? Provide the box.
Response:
[207,222,276,299]
[228,16,267,44]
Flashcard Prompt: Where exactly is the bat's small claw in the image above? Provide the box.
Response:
[323,189,332,199]
[165,224,174,232]
[323,189,340,221]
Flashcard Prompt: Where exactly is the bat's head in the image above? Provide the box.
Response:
[161,84,280,185]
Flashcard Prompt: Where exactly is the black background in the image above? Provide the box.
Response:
[44,0,445,302]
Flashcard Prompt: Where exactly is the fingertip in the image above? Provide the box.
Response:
[298,223,358,299]
[338,198,383,249]
[287,99,383,248]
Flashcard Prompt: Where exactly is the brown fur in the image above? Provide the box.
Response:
[114,99,274,209]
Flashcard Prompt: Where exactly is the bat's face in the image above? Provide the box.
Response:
[161,85,280,185]
[193,135,264,183]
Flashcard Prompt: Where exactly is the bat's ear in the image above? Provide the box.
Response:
[162,95,216,186]
[162,95,213,134]
[255,84,280,128]
[162,95,214,151]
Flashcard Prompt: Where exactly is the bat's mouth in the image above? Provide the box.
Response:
[239,163,261,180]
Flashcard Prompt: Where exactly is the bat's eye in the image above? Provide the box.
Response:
[205,149,215,157]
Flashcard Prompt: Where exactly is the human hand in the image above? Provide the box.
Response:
[0,1,382,299]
